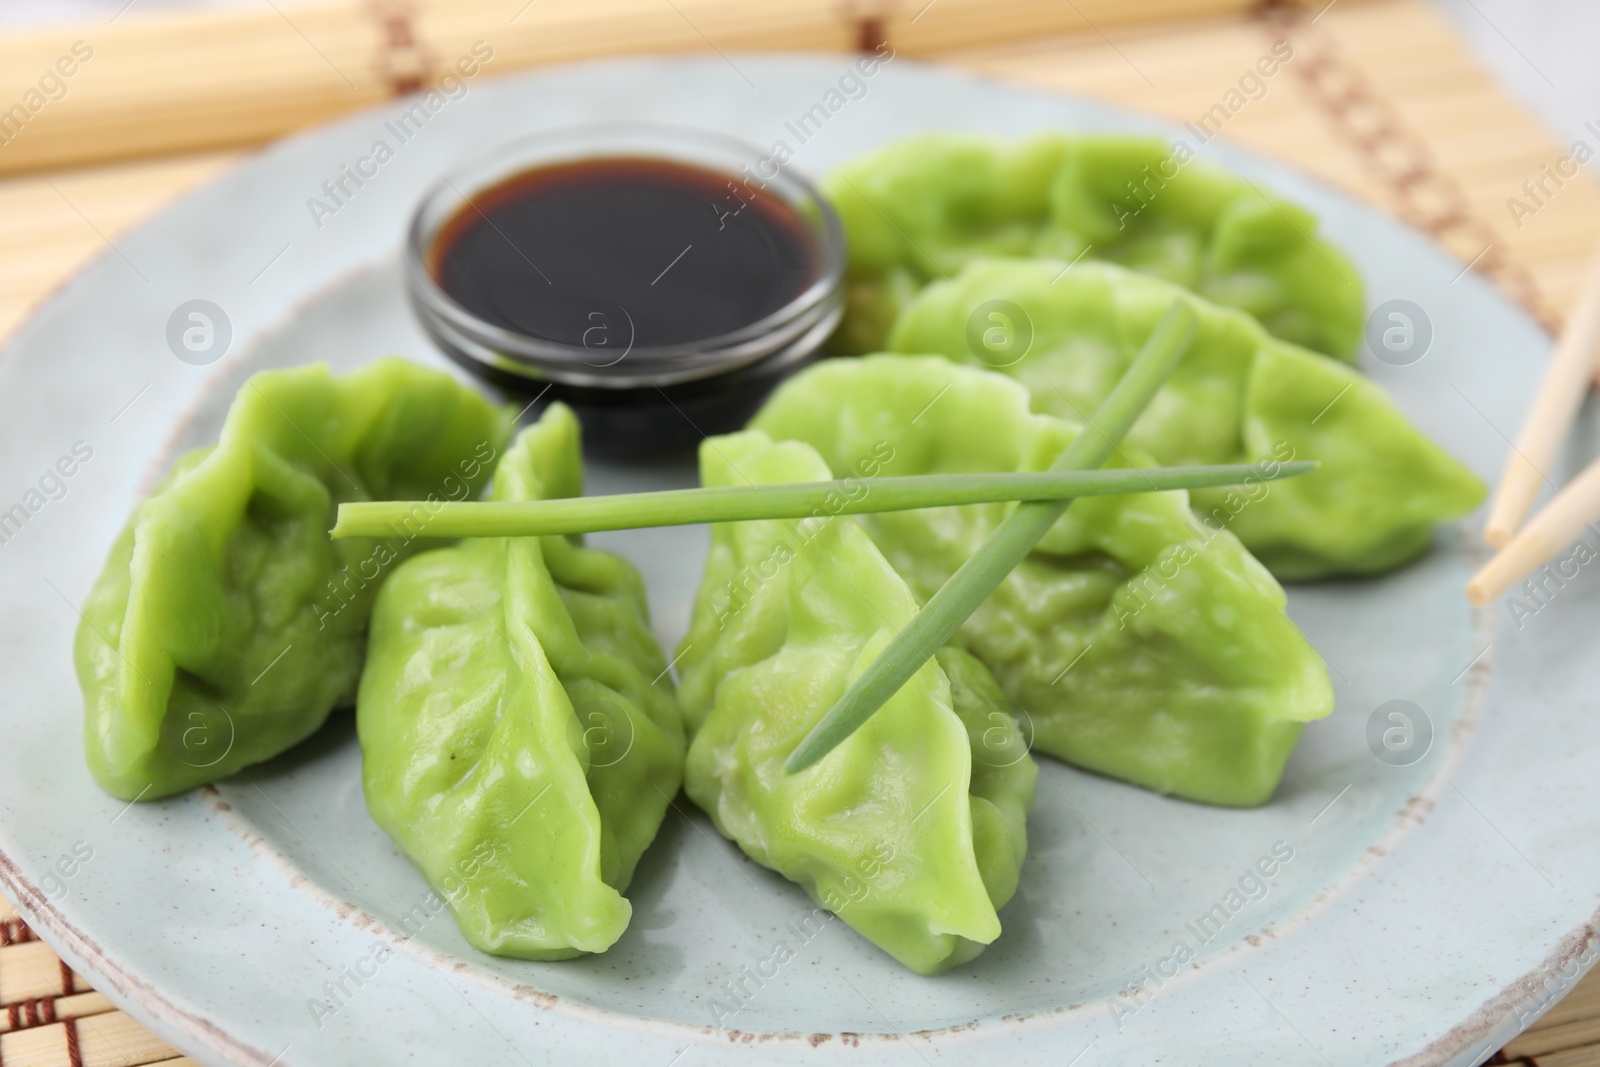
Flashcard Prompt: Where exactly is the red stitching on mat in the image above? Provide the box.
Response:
[58,959,74,996]
[856,15,887,52]
[4,995,63,1033]
[64,1015,84,1067]
[839,1,895,54]
[365,0,435,96]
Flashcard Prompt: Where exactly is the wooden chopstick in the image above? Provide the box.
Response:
[1481,234,1600,547]
[1469,452,1600,604]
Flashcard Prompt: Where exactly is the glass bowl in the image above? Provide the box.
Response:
[404,123,846,454]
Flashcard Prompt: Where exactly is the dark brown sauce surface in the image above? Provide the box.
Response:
[429,157,818,351]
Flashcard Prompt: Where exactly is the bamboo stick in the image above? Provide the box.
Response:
[0,0,1341,177]
[0,1010,178,1067]
[1502,1012,1600,1060]
[1533,972,1600,1034]
[0,940,81,1005]
[1482,236,1600,547]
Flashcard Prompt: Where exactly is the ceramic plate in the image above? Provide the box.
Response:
[0,55,1594,1067]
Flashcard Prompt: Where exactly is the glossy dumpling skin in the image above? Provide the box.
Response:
[824,133,1364,359]
[676,430,1036,975]
[751,355,1335,807]
[75,358,513,801]
[887,258,1486,579]
[358,404,684,960]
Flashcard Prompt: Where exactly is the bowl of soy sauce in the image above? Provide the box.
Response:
[405,123,845,456]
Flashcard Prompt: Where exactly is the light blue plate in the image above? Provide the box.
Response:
[0,55,1593,1067]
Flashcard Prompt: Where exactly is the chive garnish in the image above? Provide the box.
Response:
[331,460,1311,540]
[784,299,1202,774]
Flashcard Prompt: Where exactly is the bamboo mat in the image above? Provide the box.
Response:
[2,0,1598,1064]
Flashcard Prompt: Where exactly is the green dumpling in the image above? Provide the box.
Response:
[825,132,1363,358]
[886,258,1485,579]
[677,430,1036,975]
[751,355,1335,807]
[358,404,684,960]
[75,358,513,801]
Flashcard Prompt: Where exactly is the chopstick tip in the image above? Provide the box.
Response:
[1481,523,1515,549]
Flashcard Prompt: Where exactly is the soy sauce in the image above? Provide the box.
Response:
[428,157,818,351]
